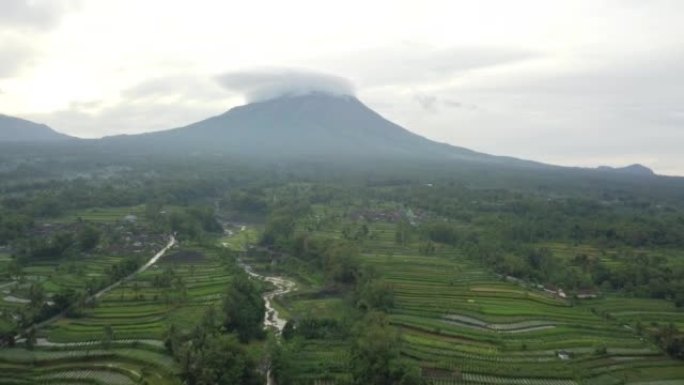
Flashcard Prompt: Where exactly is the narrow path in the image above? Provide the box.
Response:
[93,235,176,300]
[24,235,176,334]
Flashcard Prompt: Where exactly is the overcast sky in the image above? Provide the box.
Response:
[1,1,683,175]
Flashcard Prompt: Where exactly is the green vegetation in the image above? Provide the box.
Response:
[1,154,683,384]
[244,187,684,385]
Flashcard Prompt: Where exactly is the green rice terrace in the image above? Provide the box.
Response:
[257,202,684,385]
[2,194,684,385]
[0,206,245,385]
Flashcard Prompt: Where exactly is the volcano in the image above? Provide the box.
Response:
[104,92,536,167]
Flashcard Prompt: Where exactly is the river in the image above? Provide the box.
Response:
[238,260,296,334]
[223,226,296,385]
[238,259,296,385]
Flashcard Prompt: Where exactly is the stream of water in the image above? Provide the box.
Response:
[238,261,295,385]
[223,225,296,385]
[238,261,296,334]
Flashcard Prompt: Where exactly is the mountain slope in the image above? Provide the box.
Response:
[597,164,655,176]
[0,114,71,142]
[104,93,543,167]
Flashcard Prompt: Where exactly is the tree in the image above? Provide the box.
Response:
[52,287,77,311]
[51,232,76,256]
[423,222,459,245]
[77,225,101,252]
[356,279,395,312]
[177,333,262,385]
[222,274,265,342]
[268,336,296,385]
[6,259,23,280]
[323,242,360,285]
[28,284,46,308]
[201,305,219,331]
[102,324,114,349]
[132,282,140,300]
[145,201,164,223]
[174,276,187,303]
[260,213,295,248]
[25,327,36,350]
[282,320,295,340]
[350,312,423,385]
[654,323,684,359]
[164,323,180,354]
[395,220,412,246]
[418,241,436,255]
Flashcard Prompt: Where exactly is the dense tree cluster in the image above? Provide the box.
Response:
[166,318,262,385]
[164,265,266,384]
[350,312,423,385]
[222,274,266,342]
[167,206,222,241]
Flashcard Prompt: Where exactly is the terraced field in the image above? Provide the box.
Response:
[54,206,147,223]
[0,345,177,385]
[1,207,168,319]
[582,297,684,333]
[366,223,684,384]
[280,207,684,385]
[0,243,236,385]
[43,246,232,342]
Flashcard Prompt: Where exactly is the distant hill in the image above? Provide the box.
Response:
[0,114,72,142]
[2,94,667,185]
[2,93,680,200]
[103,92,544,169]
[597,164,655,176]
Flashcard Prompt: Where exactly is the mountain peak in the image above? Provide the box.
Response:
[106,92,494,163]
[228,91,359,114]
[251,89,356,103]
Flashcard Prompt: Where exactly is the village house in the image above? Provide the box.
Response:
[576,289,599,299]
[124,214,138,223]
[543,285,567,299]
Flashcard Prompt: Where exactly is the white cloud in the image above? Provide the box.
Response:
[24,74,235,137]
[0,34,37,78]
[0,0,80,31]
[1,0,684,174]
[216,68,355,103]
